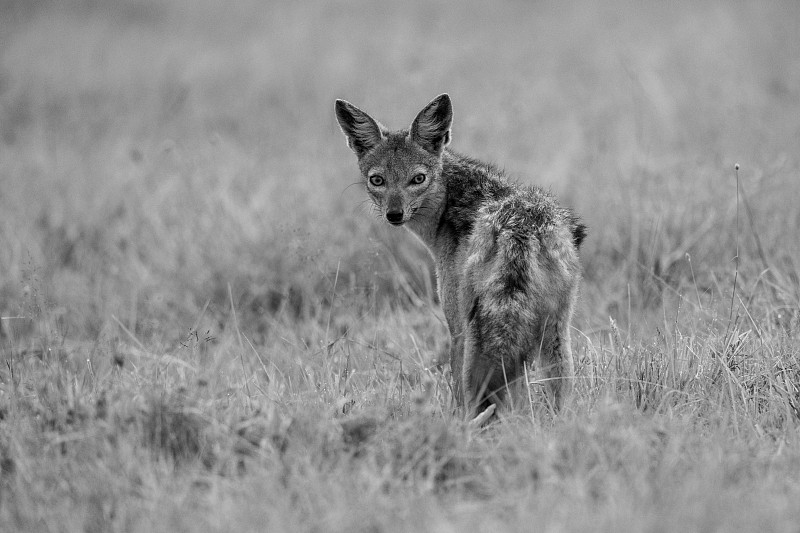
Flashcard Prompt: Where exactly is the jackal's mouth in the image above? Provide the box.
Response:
[387,220,405,227]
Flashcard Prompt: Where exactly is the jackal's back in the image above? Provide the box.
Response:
[466,183,582,312]
[434,150,584,411]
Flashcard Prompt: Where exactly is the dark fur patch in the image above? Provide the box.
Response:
[467,297,480,323]
[435,151,514,248]
[571,220,587,249]
[501,267,528,296]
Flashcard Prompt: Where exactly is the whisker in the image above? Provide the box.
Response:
[340,181,365,197]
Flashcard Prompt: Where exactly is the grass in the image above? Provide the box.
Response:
[1,0,799,531]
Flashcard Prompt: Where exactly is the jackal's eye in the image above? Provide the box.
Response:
[368,175,384,187]
[411,173,426,185]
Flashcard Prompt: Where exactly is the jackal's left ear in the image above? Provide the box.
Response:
[410,94,452,155]
[335,99,386,158]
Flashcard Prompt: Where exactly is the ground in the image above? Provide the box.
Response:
[1,1,799,531]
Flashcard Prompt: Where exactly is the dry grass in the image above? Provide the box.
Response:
[1,1,799,531]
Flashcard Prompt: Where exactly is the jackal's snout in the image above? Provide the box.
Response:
[386,209,404,225]
[385,195,405,225]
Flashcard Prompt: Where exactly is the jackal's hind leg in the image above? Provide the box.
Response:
[540,319,575,411]
[462,329,508,419]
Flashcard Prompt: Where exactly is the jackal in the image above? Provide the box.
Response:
[335,94,586,416]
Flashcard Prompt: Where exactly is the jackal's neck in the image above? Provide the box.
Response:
[406,150,498,258]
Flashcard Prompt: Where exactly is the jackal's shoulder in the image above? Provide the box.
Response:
[440,150,586,250]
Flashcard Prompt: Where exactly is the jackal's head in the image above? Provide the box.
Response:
[335,94,452,228]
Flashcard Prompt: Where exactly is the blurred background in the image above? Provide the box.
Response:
[1,0,798,344]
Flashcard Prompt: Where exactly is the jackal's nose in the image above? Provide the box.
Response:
[386,210,404,225]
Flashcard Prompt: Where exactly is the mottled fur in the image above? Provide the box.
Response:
[335,94,586,416]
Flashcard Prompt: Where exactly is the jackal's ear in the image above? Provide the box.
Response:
[335,99,385,157]
[410,94,452,155]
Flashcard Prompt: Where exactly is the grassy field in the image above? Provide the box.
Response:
[1,0,799,531]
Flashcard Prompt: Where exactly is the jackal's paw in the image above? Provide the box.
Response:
[468,404,496,428]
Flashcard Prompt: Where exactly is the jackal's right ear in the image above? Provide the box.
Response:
[335,99,386,158]
[410,94,452,155]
